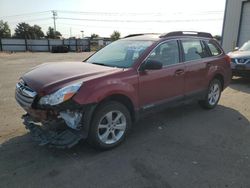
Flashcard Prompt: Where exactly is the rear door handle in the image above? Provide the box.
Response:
[175,69,184,76]
[207,62,212,67]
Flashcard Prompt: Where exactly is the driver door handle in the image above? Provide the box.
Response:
[175,69,185,76]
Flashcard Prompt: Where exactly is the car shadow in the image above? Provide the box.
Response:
[230,77,250,94]
[1,104,250,188]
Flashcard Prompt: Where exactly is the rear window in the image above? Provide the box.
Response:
[181,40,209,61]
[205,41,222,56]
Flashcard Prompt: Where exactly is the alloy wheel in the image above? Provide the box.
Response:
[208,83,220,106]
[97,110,126,144]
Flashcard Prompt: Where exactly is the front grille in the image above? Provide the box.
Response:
[15,80,37,108]
[233,58,250,64]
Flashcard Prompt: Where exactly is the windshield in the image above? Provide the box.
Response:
[86,40,154,68]
[240,41,250,51]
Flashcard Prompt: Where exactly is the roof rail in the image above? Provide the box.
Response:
[124,34,145,38]
[124,33,160,38]
[160,31,213,38]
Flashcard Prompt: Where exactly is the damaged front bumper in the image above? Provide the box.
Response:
[22,114,85,148]
[16,80,96,148]
[20,103,96,149]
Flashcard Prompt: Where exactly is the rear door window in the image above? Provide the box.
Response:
[147,40,180,67]
[181,40,209,61]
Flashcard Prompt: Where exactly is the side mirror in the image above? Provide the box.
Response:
[140,60,163,71]
[234,47,239,51]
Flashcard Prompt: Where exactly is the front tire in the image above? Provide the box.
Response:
[199,79,222,109]
[88,101,131,150]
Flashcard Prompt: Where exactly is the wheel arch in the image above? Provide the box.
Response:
[213,73,224,90]
[96,94,137,123]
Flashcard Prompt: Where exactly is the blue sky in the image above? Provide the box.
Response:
[0,0,226,38]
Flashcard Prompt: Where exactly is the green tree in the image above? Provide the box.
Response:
[90,33,99,39]
[110,30,120,41]
[0,20,11,38]
[14,22,44,39]
[30,25,44,39]
[14,22,31,38]
[46,27,62,39]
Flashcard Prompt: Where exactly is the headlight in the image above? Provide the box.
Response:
[39,82,82,106]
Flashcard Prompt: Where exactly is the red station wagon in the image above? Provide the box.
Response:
[15,31,232,149]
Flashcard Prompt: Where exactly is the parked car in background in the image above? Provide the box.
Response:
[228,40,250,78]
[51,45,69,53]
[15,31,231,150]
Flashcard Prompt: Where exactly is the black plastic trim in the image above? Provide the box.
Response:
[161,31,213,39]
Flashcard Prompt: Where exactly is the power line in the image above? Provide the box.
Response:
[2,9,224,37]
[7,17,52,24]
[56,22,153,30]
[0,11,51,19]
[0,10,224,20]
[57,10,224,16]
[57,17,223,23]
[57,10,162,16]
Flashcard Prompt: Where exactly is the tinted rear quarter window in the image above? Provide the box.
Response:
[205,40,222,56]
[181,40,209,61]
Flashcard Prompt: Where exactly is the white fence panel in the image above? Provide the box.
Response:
[27,39,48,52]
[1,39,26,51]
[0,38,91,52]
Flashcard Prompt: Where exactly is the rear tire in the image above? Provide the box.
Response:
[199,79,222,109]
[88,101,131,150]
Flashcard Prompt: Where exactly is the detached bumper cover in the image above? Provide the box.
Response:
[22,114,84,148]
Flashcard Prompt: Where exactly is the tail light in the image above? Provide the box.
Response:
[225,55,231,64]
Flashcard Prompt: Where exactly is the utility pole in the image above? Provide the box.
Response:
[52,10,57,32]
[80,30,84,39]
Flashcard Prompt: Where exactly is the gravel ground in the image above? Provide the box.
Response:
[0,52,250,188]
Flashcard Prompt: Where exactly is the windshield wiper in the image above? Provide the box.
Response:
[91,62,125,68]
[92,62,109,66]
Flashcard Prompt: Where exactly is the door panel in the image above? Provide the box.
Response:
[184,60,208,95]
[139,64,185,108]
[181,39,210,96]
[138,40,185,108]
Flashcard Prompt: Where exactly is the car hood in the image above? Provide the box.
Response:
[228,51,250,58]
[22,62,121,95]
